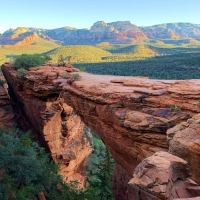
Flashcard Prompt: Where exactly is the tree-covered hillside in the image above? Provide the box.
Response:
[2,41,200,65]
[45,45,112,63]
[75,52,200,80]
[0,38,59,65]
[2,22,200,45]
[85,129,114,200]
[0,128,91,199]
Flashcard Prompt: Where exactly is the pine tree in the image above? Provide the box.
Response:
[97,149,114,200]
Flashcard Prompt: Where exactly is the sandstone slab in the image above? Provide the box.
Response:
[2,62,200,200]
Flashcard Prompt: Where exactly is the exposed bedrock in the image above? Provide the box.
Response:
[0,82,15,128]
[2,62,200,199]
[167,114,200,185]
[1,63,92,186]
[128,151,200,200]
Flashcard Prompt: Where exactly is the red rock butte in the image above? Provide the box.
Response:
[1,62,200,200]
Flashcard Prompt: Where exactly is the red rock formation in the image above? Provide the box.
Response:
[3,22,200,45]
[127,32,147,40]
[0,74,15,128]
[128,151,200,200]
[1,63,91,186]
[40,34,52,40]
[61,75,199,199]
[2,62,200,199]
[167,114,200,185]
[14,33,39,46]
[175,198,200,200]
[37,192,46,200]
[3,33,39,48]
[167,30,180,39]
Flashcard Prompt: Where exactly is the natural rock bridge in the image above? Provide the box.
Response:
[2,63,200,200]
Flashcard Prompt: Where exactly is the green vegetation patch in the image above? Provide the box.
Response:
[0,127,110,200]
[85,129,114,200]
[14,54,45,69]
[0,38,59,65]
[0,79,6,86]
[46,45,112,63]
[16,68,28,78]
[74,52,200,80]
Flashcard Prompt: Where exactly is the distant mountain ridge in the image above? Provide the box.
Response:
[1,21,200,45]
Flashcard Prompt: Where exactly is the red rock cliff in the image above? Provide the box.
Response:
[2,63,200,200]
[1,63,92,186]
[0,76,15,128]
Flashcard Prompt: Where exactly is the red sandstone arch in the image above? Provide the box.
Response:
[2,63,200,200]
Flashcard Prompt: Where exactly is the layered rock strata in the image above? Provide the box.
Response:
[167,114,200,185]
[2,62,200,199]
[128,151,200,200]
[1,63,92,185]
[0,75,15,128]
[2,22,200,45]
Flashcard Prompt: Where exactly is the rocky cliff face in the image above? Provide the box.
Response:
[2,33,39,48]
[1,63,92,186]
[89,21,147,42]
[0,75,15,128]
[2,62,200,199]
[3,22,200,45]
[128,151,200,200]
[167,114,200,185]
[140,23,200,39]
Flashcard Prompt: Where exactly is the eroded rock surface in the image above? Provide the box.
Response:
[0,75,15,128]
[1,63,91,186]
[128,151,200,200]
[2,62,200,199]
[167,114,200,185]
[2,22,200,46]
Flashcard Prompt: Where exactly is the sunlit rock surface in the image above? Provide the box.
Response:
[1,63,91,186]
[128,151,200,200]
[2,62,200,199]
[167,114,200,185]
[0,75,15,128]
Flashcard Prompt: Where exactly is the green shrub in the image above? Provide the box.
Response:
[70,74,82,82]
[170,105,181,111]
[14,54,45,70]
[79,67,86,72]
[197,100,200,109]
[0,79,5,86]
[2,106,10,112]
[58,54,66,66]
[179,125,186,130]
[0,128,61,199]
[43,55,52,63]
[62,73,82,83]
[0,127,99,199]
[85,130,115,200]
[17,68,27,78]
[62,73,70,79]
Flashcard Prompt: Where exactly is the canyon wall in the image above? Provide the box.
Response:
[1,63,92,186]
[128,151,200,200]
[0,78,15,128]
[2,22,200,45]
[2,62,200,199]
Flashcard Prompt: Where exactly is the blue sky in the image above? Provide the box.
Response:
[0,0,200,33]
